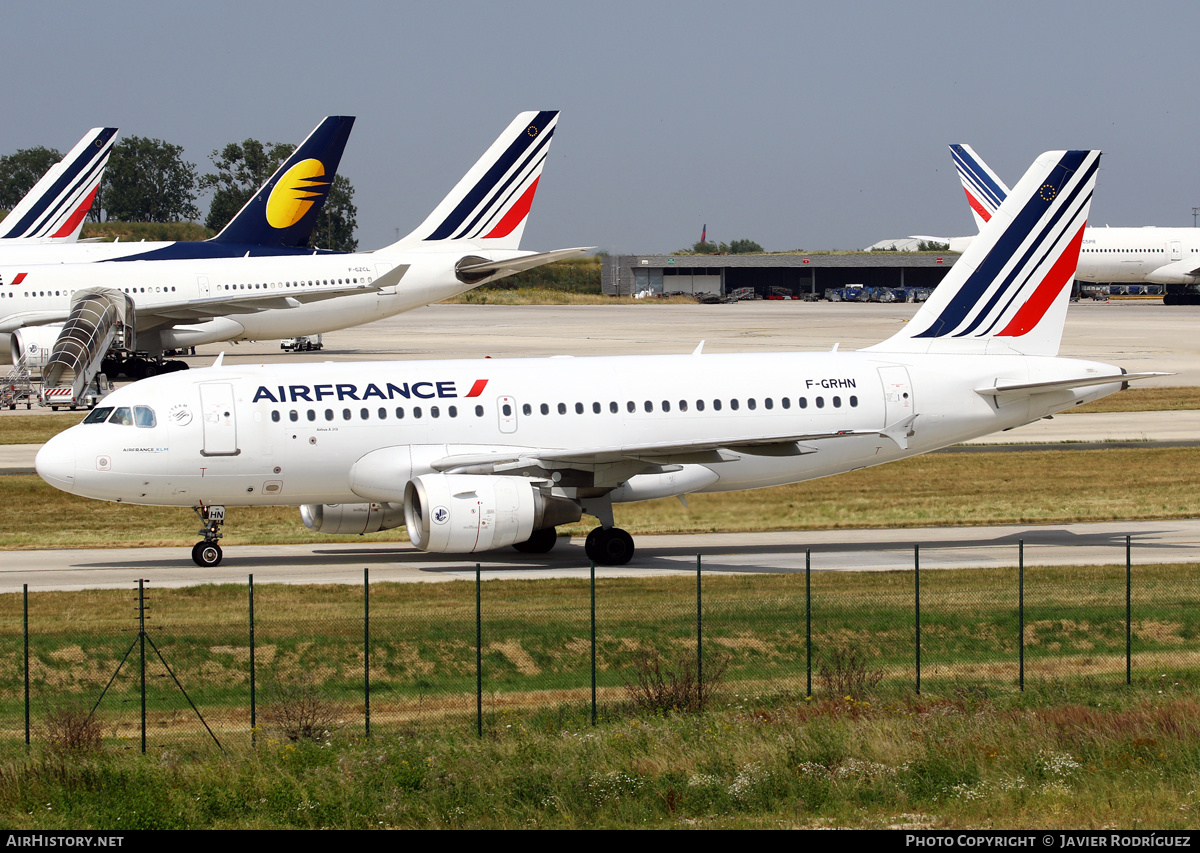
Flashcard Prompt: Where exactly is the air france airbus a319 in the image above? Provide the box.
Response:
[37,149,1162,568]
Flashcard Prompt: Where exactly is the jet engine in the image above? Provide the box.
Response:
[11,325,64,369]
[403,474,581,553]
[300,502,405,535]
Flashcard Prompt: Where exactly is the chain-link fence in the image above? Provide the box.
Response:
[4,538,1198,753]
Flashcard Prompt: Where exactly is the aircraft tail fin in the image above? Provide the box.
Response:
[211,116,355,248]
[867,149,1100,358]
[950,144,1010,231]
[0,127,119,242]
[391,110,559,250]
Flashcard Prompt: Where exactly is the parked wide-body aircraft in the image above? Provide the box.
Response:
[4,110,582,367]
[949,143,1200,289]
[0,127,118,243]
[38,149,1158,568]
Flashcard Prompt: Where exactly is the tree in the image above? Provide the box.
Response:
[0,145,62,209]
[199,138,295,232]
[200,139,359,251]
[728,238,764,254]
[103,137,200,223]
[679,237,765,255]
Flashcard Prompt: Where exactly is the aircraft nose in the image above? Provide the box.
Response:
[35,433,77,492]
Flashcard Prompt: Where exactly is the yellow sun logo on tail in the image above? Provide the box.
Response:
[266,159,330,229]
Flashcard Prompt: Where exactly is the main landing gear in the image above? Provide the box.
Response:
[192,504,225,567]
[584,527,635,566]
[512,526,559,554]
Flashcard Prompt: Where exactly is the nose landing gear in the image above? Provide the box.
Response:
[191,504,225,567]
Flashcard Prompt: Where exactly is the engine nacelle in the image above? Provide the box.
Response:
[12,325,64,369]
[300,502,405,535]
[404,474,581,553]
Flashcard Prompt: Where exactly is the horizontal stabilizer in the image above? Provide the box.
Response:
[976,372,1170,399]
[456,247,592,282]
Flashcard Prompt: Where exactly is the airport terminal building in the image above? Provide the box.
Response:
[601,252,959,298]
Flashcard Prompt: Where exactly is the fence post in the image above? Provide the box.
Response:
[23,584,29,751]
[590,561,597,726]
[249,574,256,746]
[696,554,703,709]
[475,564,482,739]
[1018,541,1024,692]
[805,549,812,698]
[138,579,147,755]
[914,545,921,696]
[364,568,370,739]
[1126,535,1132,687]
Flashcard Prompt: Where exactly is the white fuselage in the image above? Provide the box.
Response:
[0,245,527,348]
[952,226,1200,284]
[36,349,1126,510]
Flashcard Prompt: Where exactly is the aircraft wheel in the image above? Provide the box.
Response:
[192,541,223,568]
[513,526,558,554]
[584,527,635,566]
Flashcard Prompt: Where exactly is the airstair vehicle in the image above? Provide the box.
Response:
[38,289,133,409]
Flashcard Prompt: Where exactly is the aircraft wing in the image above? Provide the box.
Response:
[0,311,70,333]
[456,247,593,282]
[429,424,910,479]
[2,264,410,331]
[138,265,409,325]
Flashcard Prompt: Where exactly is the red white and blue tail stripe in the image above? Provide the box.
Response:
[950,144,1010,231]
[870,150,1099,357]
[395,111,558,249]
[0,127,118,242]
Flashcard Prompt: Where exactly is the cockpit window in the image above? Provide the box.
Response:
[109,407,133,426]
[83,407,113,424]
[134,406,157,428]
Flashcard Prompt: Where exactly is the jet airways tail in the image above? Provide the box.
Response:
[951,144,1011,230]
[868,149,1099,358]
[0,127,119,242]
[392,110,559,250]
[211,116,355,248]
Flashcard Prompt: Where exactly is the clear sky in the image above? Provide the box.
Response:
[3,0,1196,254]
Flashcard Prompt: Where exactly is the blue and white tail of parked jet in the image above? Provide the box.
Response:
[398,110,558,249]
[950,143,1010,230]
[0,127,118,243]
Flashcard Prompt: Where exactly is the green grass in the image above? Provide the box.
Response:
[0,413,84,445]
[3,566,1197,733]
[4,445,1200,548]
[1069,386,1200,413]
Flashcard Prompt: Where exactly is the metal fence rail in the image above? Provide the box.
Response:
[5,536,1197,753]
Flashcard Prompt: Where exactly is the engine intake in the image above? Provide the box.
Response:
[404,473,581,553]
[12,325,64,369]
[300,502,405,535]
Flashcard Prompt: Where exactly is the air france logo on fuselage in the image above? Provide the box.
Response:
[252,378,489,404]
[266,159,330,229]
